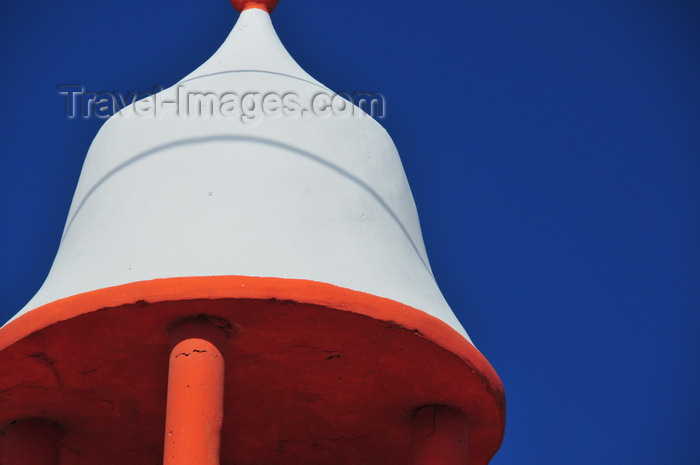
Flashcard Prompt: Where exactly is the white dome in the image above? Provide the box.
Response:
[11,9,470,341]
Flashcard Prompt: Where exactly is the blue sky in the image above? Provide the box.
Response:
[1,1,699,463]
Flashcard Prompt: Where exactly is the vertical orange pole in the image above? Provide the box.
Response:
[412,405,469,465]
[163,318,228,465]
[3,419,61,465]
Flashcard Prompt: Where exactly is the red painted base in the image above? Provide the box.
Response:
[3,419,61,465]
[0,277,504,465]
[413,406,469,465]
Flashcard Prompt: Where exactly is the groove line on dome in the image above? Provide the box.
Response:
[61,135,433,277]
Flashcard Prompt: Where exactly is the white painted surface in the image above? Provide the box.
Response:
[10,9,471,341]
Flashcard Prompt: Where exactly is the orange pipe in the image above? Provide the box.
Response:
[3,419,61,465]
[163,318,228,465]
[412,405,469,465]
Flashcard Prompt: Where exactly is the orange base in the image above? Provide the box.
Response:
[0,276,504,465]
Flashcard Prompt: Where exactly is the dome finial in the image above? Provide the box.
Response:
[230,0,279,13]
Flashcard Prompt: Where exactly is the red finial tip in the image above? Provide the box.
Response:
[230,0,279,13]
